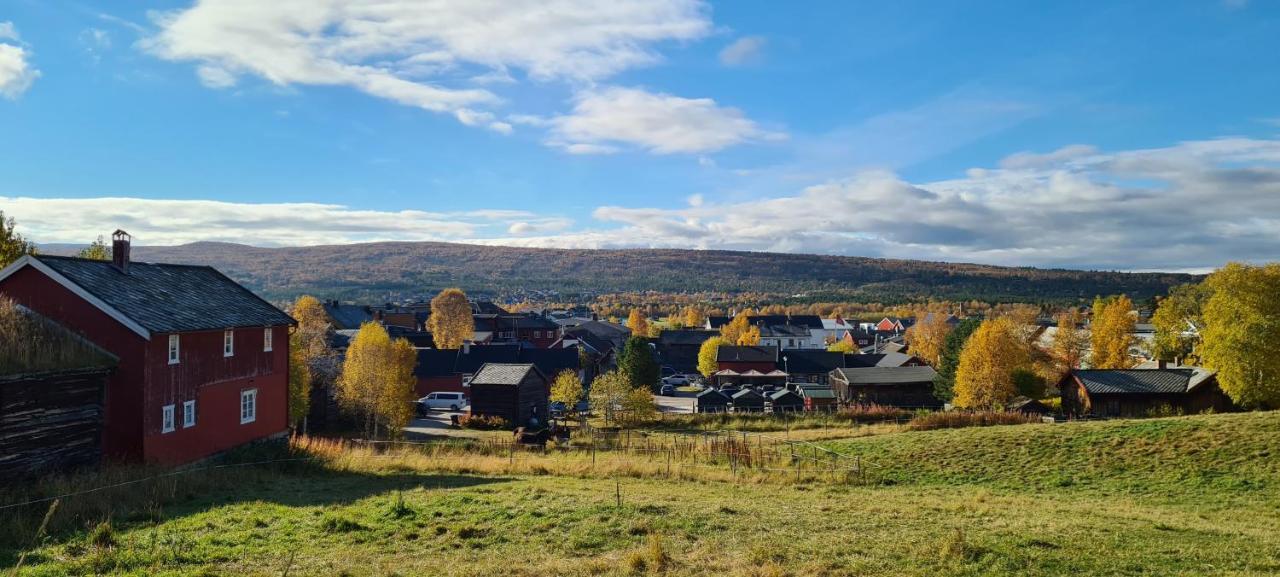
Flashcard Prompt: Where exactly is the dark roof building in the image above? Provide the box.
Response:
[695,388,731,413]
[716,345,779,364]
[830,366,941,408]
[780,350,845,384]
[1059,365,1233,417]
[468,363,549,427]
[654,329,717,374]
[322,301,374,330]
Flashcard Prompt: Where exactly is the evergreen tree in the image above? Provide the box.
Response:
[932,317,980,402]
[619,336,660,390]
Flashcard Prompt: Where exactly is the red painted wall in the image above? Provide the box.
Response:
[0,266,147,460]
[416,375,465,397]
[717,361,779,373]
[1,264,289,465]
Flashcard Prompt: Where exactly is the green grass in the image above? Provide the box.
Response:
[7,411,1280,576]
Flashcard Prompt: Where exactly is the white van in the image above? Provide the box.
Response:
[418,392,467,411]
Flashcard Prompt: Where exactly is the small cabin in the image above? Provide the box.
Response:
[468,363,549,428]
[796,384,838,411]
[1058,365,1233,418]
[768,389,804,413]
[695,388,731,413]
[730,388,765,413]
[829,366,941,409]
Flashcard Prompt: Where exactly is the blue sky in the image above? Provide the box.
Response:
[1,0,1278,271]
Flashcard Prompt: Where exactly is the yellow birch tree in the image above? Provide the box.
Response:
[1090,295,1137,369]
[904,312,951,366]
[1199,263,1280,409]
[953,317,1032,409]
[697,336,724,378]
[428,288,474,349]
[626,309,649,336]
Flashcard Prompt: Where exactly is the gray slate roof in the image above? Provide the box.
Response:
[469,363,540,386]
[36,256,294,334]
[716,345,778,363]
[833,365,938,384]
[1073,369,1211,395]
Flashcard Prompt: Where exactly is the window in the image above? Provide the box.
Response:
[168,334,180,365]
[263,327,273,352]
[224,329,234,357]
[183,400,197,428]
[161,404,175,433]
[240,388,257,424]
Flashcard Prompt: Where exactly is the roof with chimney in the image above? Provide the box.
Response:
[2,254,294,338]
[715,345,778,363]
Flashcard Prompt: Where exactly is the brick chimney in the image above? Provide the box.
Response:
[111,229,131,274]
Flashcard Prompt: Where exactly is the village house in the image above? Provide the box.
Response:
[779,349,846,384]
[1058,363,1234,418]
[829,365,941,408]
[412,342,578,397]
[653,328,719,375]
[0,231,295,464]
[467,363,550,427]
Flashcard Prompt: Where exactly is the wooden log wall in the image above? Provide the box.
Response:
[0,367,110,481]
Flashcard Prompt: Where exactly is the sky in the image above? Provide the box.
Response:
[1,0,1278,272]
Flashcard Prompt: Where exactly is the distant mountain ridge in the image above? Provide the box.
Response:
[38,240,1199,304]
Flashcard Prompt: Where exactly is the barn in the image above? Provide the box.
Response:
[829,366,941,409]
[1059,364,1234,418]
[1,300,117,477]
[0,231,296,464]
[467,363,550,428]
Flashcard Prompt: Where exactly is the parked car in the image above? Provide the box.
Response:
[659,384,675,396]
[418,392,467,412]
[662,374,690,386]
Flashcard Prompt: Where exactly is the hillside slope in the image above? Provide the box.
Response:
[55,241,1197,303]
[824,411,1280,496]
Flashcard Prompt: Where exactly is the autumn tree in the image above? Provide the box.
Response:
[338,322,417,438]
[589,370,653,425]
[697,336,724,378]
[1199,263,1280,409]
[719,312,753,345]
[1050,309,1089,376]
[428,288,475,349]
[76,235,112,260]
[932,318,981,402]
[827,340,856,353]
[736,324,761,346]
[1090,295,1137,369]
[0,211,36,268]
[626,309,649,336]
[1150,283,1211,364]
[953,317,1033,409]
[681,306,704,328]
[904,313,951,366]
[619,336,660,390]
[550,370,584,408]
[287,332,312,430]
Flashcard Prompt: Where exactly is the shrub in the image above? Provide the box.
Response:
[457,414,510,430]
[907,411,1040,431]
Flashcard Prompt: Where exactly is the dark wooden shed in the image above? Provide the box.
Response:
[468,363,549,428]
[730,388,765,412]
[696,388,731,413]
[1058,365,1234,418]
[0,300,117,478]
[768,389,804,413]
[829,366,942,409]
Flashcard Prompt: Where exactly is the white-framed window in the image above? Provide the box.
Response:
[533,330,542,339]
[263,327,273,352]
[183,400,196,428]
[161,404,175,433]
[224,329,234,357]
[168,334,180,365]
[240,388,257,424]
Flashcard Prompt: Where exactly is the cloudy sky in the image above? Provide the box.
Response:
[1,0,1278,272]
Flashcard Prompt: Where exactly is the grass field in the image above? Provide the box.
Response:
[6,411,1280,576]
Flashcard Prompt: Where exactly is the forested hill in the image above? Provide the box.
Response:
[55,241,1198,304]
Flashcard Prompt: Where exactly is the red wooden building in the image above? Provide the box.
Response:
[0,231,295,465]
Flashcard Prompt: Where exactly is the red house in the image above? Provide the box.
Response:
[0,231,295,465]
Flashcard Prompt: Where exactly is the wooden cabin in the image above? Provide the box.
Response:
[1,300,117,478]
[796,384,838,411]
[768,389,804,413]
[1059,365,1233,418]
[467,363,549,427]
[829,366,941,409]
[730,388,765,413]
[695,388,731,413]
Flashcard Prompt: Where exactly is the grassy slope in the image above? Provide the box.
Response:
[12,412,1280,576]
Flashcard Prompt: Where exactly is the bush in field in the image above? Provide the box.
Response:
[458,414,510,430]
[834,404,914,424]
[907,410,1040,431]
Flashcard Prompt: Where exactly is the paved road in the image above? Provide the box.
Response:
[654,395,696,414]
[402,409,476,439]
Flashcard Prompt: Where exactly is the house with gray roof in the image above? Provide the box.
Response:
[829,365,941,408]
[467,363,549,427]
[1059,363,1234,417]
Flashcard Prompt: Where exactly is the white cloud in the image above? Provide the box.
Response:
[0,23,38,99]
[14,137,1277,271]
[142,0,713,131]
[718,36,766,66]
[545,86,784,154]
[3,197,569,247]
